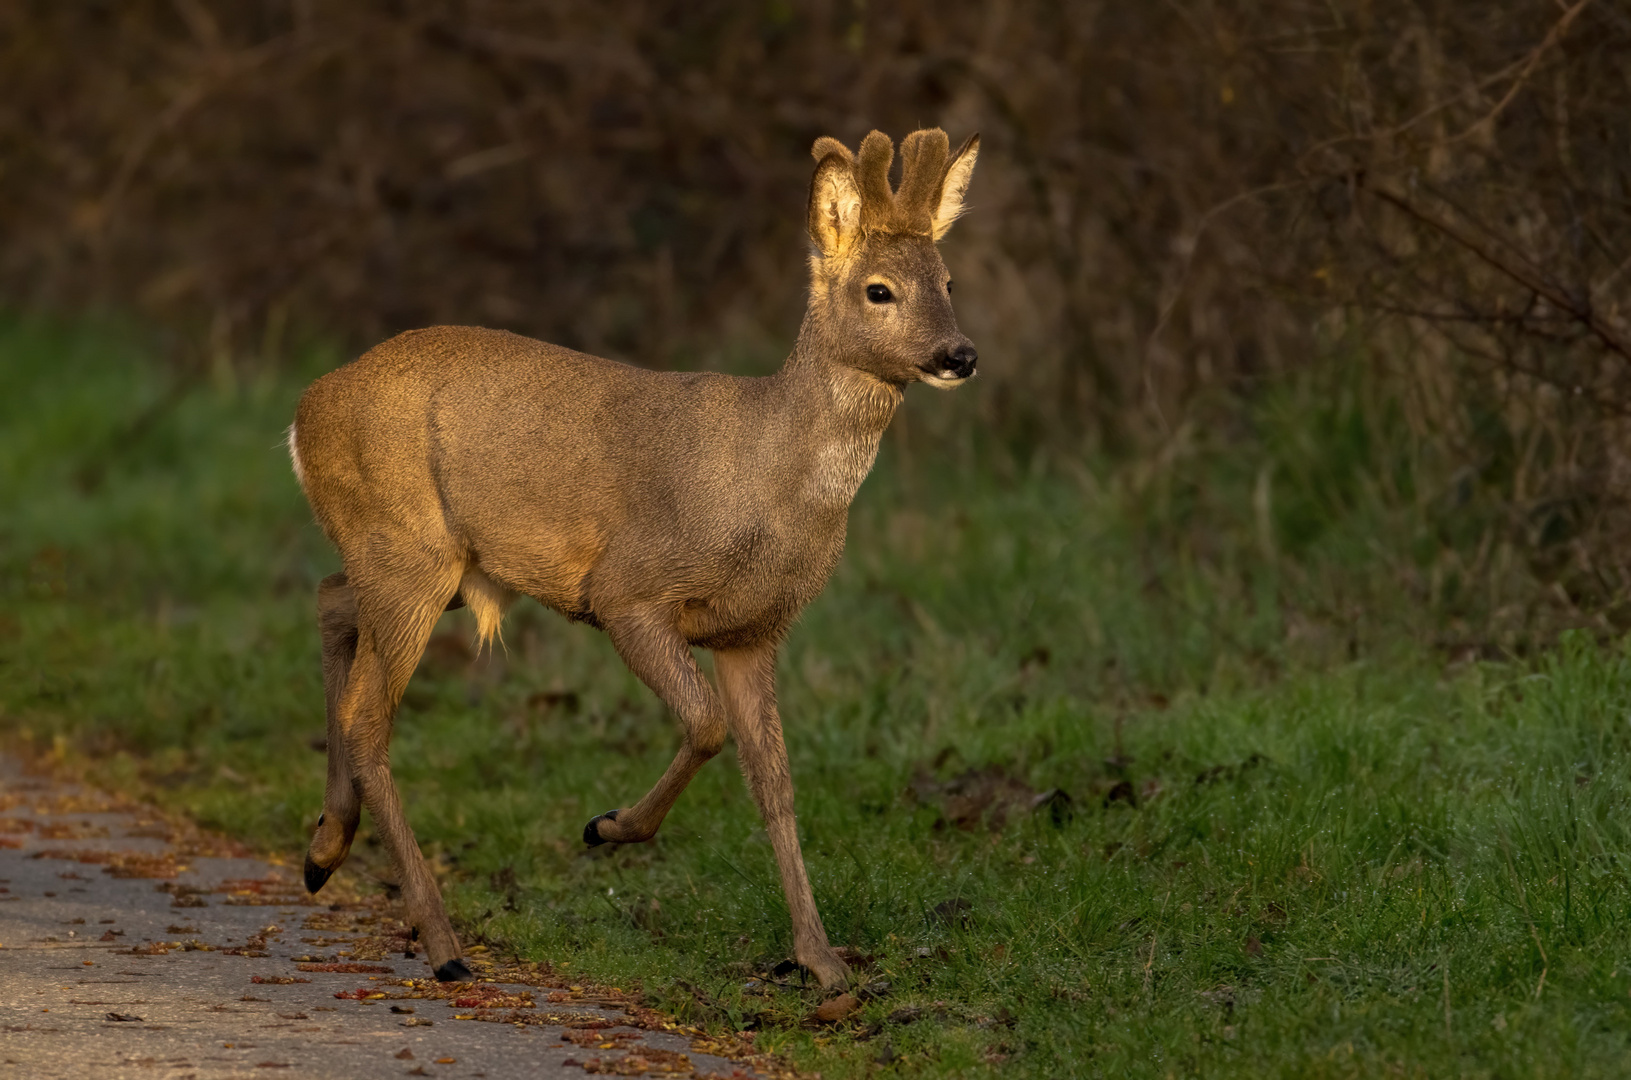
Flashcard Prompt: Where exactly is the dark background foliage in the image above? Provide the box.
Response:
[3,0,1629,631]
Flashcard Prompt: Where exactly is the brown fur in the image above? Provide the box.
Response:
[289,129,979,989]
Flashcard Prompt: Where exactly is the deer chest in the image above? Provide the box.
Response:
[673,515,848,647]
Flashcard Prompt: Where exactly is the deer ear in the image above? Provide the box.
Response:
[809,151,862,257]
[931,133,980,240]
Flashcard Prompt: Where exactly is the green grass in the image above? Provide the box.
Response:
[3,316,1630,1077]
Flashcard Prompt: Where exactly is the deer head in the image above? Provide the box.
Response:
[805,128,980,389]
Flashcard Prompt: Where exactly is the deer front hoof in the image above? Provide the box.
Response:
[583,809,620,847]
[303,853,334,894]
[434,958,474,982]
[800,948,852,990]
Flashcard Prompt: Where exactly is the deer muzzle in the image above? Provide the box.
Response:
[926,343,977,386]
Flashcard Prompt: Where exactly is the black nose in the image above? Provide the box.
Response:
[938,344,977,379]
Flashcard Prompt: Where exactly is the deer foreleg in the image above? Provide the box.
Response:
[715,643,851,990]
[583,612,726,846]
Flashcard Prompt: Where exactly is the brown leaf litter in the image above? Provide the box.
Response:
[314,972,804,1078]
[298,962,395,974]
[564,1046,694,1075]
[31,849,185,879]
[908,764,1074,831]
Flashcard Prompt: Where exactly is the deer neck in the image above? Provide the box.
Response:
[779,323,904,509]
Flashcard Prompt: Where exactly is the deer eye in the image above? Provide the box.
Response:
[946,280,953,294]
[865,283,893,303]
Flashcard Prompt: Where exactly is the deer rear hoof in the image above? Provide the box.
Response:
[303,853,335,895]
[434,958,474,982]
[583,809,620,847]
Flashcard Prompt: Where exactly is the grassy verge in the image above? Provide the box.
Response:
[3,317,1630,1077]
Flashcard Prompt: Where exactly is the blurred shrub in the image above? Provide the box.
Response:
[2,0,1628,630]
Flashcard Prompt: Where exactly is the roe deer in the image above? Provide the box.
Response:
[288,128,979,988]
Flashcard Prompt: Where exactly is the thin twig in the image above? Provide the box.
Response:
[1143,891,1170,1000]
[1442,960,1452,1038]
[1529,922,1550,1000]
[1359,180,1631,362]
[1503,845,1550,1001]
[1446,0,1595,145]
[1357,300,1631,419]
[1143,182,1300,370]
[1142,930,1158,999]
[1295,0,1596,171]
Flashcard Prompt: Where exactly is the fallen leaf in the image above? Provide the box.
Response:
[561,1030,640,1047]
[298,962,394,973]
[1103,780,1137,808]
[395,1048,414,1060]
[910,765,1051,830]
[451,986,534,1009]
[569,1048,694,1075]
[811,993,861,1024]
[932,898,972,927]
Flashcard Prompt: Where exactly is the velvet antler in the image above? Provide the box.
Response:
[808,127,960,237]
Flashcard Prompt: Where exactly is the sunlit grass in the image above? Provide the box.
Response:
[3,317,1629,1077]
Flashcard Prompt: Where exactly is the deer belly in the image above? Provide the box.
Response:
[469,525,604,617]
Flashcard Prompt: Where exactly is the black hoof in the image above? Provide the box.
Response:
[434,958,474,982]
[583,809,620,847]
[303,853,334,894]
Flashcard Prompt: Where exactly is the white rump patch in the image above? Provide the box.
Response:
[286,423,307,489]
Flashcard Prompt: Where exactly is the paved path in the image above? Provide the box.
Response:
[0,761,766,1079]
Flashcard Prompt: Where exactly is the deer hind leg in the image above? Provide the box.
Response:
[715,642,851,990]
[309,564,471,980]
[305,573,365,894]
[582,612,725,846]
[306,572,469,892]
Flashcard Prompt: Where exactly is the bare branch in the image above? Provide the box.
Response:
[1358,177,1631,362]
